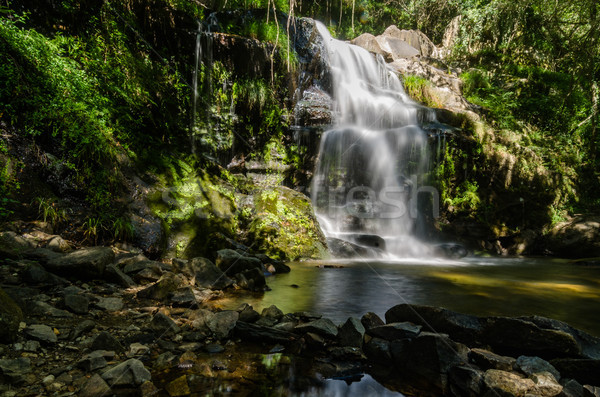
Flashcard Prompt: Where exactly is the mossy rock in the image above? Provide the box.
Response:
[149,169,238,259]
[247,186,327,261]
[0,287,24,343]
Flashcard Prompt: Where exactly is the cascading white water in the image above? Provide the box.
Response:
[311,22,435,258]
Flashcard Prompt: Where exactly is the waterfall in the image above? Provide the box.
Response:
[311,22,436,258]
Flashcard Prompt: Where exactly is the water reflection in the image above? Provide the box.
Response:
[294,375,404,397]
[219,257,600,336]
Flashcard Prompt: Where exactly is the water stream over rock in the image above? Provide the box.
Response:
[311,22,439,258]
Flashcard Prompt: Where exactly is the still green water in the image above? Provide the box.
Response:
[218,257,600,336]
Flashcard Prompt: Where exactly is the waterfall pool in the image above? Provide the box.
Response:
[215,256,600,336]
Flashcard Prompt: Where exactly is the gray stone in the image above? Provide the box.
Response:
[91,331,124,352]
[382,25,438,57]
[367,322,422,341]
[104,264,135,288]
[25,324,57,343]
[170,287,199,307]
[484,317,580,359]
[361,312,385,330]
[516,356,561,381]
[149,312,180,335]
[23,262,69,285]
[385,304,483,345]
[0,287,23,343]
[483,369,535,396]
[338,317,365,348]
[552,359,600,386]
[235,267,267,291]
[23,340,40,352]
[215,249,263,276]
[46,236,71,253]
[351,33,385,56]
[205,343,225,354]
[28,300,73,318]
[261,305,284,321]
[77,351,110,372]
[0,231,34,259]
[470,348,516,371]
[295,318,338,339]
[584,385,600,397]
[64,294,89,314]
[206,311,239,339]
[189,257,234,290]
[101,358,151,387]
[0,357,31,385]
[560,378,584,397]
[79,374,111,397]
[376,35,420,60]
[238,305,260,323]
[531,372,563,396]
[137,273,186,301]
[70,319,95,340]
[364,337,391,362]
[46,246,115,280]
[165,374,191,397]
[449,365,484,397]
[235,321,296,345]
[94,297,124,312]
[397,333,470,394]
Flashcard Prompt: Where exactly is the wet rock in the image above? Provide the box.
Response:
[545,216,600,258]
[367,322,421,341]
[23,340,40,352]
[215,249,263,276]
[469,348,516,371]
[101,358,151,387]
[0,231,34,259]
[256,316,277,327]
[46,235,71,253]
[385,304,483,345]
[0,287,23,343]
[338,317,365,348]
[170,287,199,307]
[235,267,266,291]
[531,372,563,396]
[483,317,580,359]
[166,375,191,396]
[70,319,95,340]
[294,86,333,126]
[516,356,560,381]
[91,331,124,352]
[94,297,124,311]
[64,294,89,314]
[483,369,535,396]
[150,312,180,335]
[25,324,57,343]
[449,365,484,397]
[137,273,186,300]
[551,359,600,386]
[129,342,150,357]
[238,304,260,323]
[0,357,31,385]
[434,243,468,259]
[364,337,391,362]
[104,264,135,288]
[140,380,159,397]
[295,318,338,339]
[520,315,600,360]
[205,343,225,354]
[398,333,470,394]
[235,321,296,344]
[326,237,373,258]
[22,262,69,285]
[261,305,284,321]
[361,312,385,330]
[46,246,114,280]
[206,311,239,339]
[188,257,234,290]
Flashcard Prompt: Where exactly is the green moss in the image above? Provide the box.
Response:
[247,187,327,260]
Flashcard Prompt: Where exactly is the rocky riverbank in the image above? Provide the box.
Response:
[1,227,600,396]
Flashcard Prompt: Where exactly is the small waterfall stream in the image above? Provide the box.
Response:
[311,22,438,258]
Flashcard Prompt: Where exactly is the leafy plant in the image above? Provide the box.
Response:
[111,217,134,242]
[82,217,103,245]
[33,197,67,227]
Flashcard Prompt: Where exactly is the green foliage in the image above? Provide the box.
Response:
[82,217,102,245]
[33,197,67,227]
[111,216,134,242]
[403,75,443,108]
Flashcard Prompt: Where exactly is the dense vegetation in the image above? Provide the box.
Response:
[0,0,598,251]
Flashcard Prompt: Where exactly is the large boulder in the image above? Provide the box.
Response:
[294,86,333,127]
[137,273,186,301]
[375,35,420,61]
[0,231,34,259]
[45,246,115,280]
[385,304,484,345]
[101,359,151,387]
[382,25,438,58]
[544,216,600,258]
[247,187,327,260]
[215,249,262,276]
[0,288,24,343]
[351,33,385,56]
[187,257,234,290]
